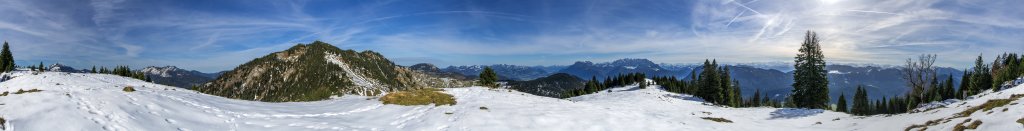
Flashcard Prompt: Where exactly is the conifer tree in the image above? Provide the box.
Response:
[698,59,722,103]
[0,41,14,72]
[836,93,848,113]
[92,66,97,73]
[478,67,498,88]
[942,75,955,100]
[852,86,870,115]
[38,62,44,72]
[969,55,992,94]
[792,31,829,109]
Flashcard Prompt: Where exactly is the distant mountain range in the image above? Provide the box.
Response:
[443,64,564,81]
[140,66,219,88]
[557,58,681,80]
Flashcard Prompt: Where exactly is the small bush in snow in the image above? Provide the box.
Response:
[1017,118,1024,126]
[479,106,488,110]
[0,116,5,130]
[380,88,455,106]
[123,86,136,92]
[0,91,8,96]
[700,117,732,123]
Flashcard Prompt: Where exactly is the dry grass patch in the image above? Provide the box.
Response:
[956,99,1015,117]
[13,89,42,94]
[122,86,136,92]
[380,88,456,106]
[954,120,983,131]
[700,117,733,123]
[1017,118,1024,126]
[0,91,7,96]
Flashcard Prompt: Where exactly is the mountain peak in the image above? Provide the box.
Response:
[199,41,470,102]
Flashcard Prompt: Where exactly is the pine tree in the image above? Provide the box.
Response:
[970,55,992,94]
[0,41,14,72]
[91,66,97,73]
[852,86,870,115]
[837,93,848,113]
[698,59,723,104]
[958,70,971,99]
[751,88,762,107]
[478,67,498,88]
[792,31,830,109]
[945,75,956,99]
[38,62,44,72]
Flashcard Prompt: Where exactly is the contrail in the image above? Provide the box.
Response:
[845,10,900,15]
[730,0,762,15]
[726,11,746,27]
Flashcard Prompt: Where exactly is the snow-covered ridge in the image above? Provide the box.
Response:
[141,66,183,77]
[1,72,1023,130]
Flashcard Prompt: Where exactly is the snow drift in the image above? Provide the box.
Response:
[1,71,1023,131]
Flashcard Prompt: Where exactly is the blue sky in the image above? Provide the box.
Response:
[0,0,1022,72]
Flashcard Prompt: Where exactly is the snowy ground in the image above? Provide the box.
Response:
[1,71,1023,131]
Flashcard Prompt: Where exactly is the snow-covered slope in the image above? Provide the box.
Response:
[1,72,1023,130]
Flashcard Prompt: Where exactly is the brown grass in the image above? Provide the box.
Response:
[701,117,733,123]
[122,86,136,92]
[1017,118,1024,126]
[956,99,1015,117]
[13,89,42,94]
[908,94,1024,131]
[380,88,456,106]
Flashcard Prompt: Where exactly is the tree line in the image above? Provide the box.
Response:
[654,60,748,107]
[834,53,1024,116]
[561,73,648,98]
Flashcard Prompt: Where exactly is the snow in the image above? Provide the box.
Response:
[2,72,1024,131]
[827,70,847,74]
[141,66,181,77]
[324,52,384,96]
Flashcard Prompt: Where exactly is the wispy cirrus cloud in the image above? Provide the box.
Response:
[0,0,1020,72]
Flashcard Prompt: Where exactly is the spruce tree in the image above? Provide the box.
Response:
[943,75,955,100]
[852,86,870,115]
[698,59,722,103]
[38,62,44,72]
[836,93,848,113]
[970,55,992,94]
[792,31,829,109]
[751,88,762,107]
[478,67,498,88]
[0,41,13,72]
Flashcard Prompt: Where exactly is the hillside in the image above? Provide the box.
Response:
[140,66,216,88]
[2,71,1023,130]
[197,41,469,102]
[507,73,586,98]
